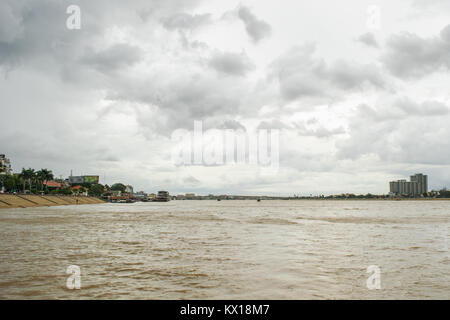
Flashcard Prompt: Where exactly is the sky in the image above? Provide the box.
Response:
[1,0,450,196]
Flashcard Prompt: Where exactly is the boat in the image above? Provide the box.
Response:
[154,191,170,202]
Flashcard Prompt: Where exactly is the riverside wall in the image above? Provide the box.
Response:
[0,194,104,209]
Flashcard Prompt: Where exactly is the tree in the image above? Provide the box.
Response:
[89,184,105,197]
[19,168,35,193]
[36,169,54,193]
[0,174,10,192]
[438,189,450,198]
[60,188,73,195]
[6,174,22,192]
[110,183,126,193]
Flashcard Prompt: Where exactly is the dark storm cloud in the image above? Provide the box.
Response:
[270,44,386,102]
[237,6,271,43]
[0,0,74,67]
[0,2,23,43]
[382,24,450,79]
[108,70,253,135]
[0,0,203,70]
[1,0,449,194]
[208,51,254,76]
[356,32,379,48]
[0,0,206,170]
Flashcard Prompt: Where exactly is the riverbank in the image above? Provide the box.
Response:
[0,194,104,209]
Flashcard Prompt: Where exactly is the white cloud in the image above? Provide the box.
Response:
[1,0,449,194]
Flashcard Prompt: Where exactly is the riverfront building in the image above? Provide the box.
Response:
[0,154,12,175]
[68,175,100,185]
[389,173,428,196]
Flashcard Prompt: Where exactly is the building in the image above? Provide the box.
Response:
[410,173,428,194]
[70,185,88,195]
[68,175,99,185]
[0,154,12,175]
[125,185,134,194]
[133,191,147,200]
[43,181,63,189]
[389,173,428,196]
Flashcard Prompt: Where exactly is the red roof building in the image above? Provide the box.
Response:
[70,185,86,191]
[43,181,62,188]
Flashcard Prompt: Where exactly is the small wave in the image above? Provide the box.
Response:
[21,290,44,296]
[119,241,142,245]
[250,218,297,225]
[295,216,447,225]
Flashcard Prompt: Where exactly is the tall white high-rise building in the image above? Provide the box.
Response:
[389,173,428,196]
[410,173,428,194]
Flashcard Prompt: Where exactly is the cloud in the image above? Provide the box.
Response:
[353,100,449,124]
[81,44,143,73]
[208,51,254,76]
[270,44,386,102]
[215,119,247,130]
[0,2,23,43]
[182,175,201,185]
[161,12,211,30]
[237,6,272,43]
[257,119,291,130]
[356,32,379,48]
[412,0,450,9]
[295,122,346,138]
[337,98,450,165]
[1,0,449,194]
[382,24,450,79]
[107,69,254,135]
[396,98,450,116]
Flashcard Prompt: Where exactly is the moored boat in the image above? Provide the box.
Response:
[154,191,170,202]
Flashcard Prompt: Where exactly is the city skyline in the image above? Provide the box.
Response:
[389,173,428,196]
[2,153,445,197]
[1,1,450,196]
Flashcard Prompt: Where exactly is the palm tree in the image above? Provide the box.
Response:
[36,169,53,193]
[19,168,35,193]
[18,169,26,193]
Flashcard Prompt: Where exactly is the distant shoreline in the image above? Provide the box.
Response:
[0,194,104,209]
[174,197,450,201]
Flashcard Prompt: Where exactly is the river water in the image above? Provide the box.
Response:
[0,200,448,299]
